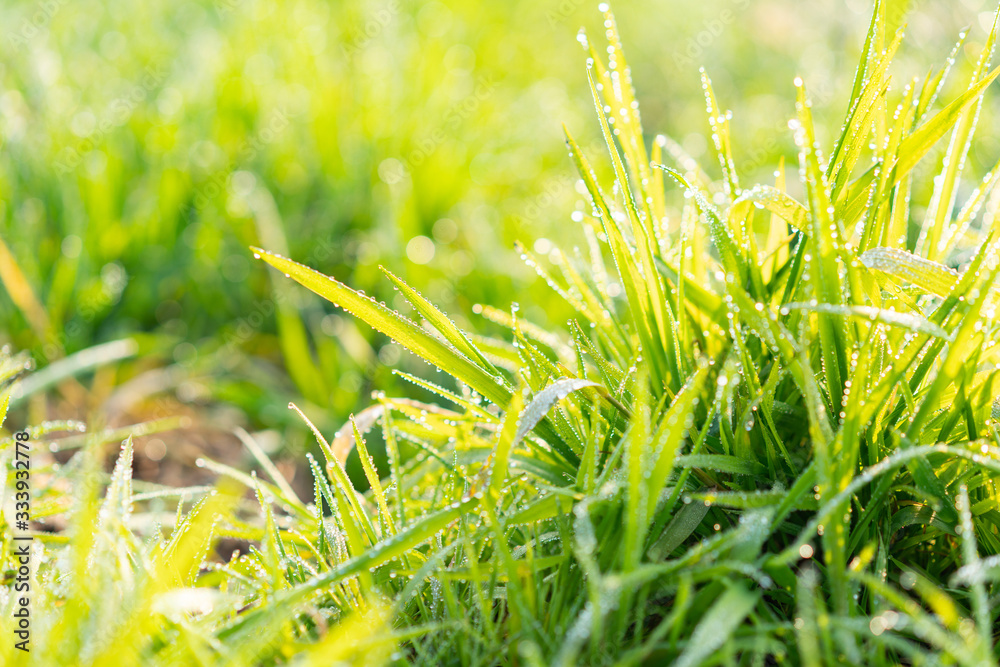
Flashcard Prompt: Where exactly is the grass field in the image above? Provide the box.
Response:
[5,0,1000,664]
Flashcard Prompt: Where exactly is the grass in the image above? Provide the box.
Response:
[7,1,1000,665]
[0,0,985,442]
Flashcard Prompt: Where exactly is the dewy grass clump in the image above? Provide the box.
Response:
[252,2,1000,663]
[8,1,1000,665]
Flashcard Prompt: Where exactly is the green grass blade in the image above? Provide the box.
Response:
[673,583,759,667]
[252,247,513,408]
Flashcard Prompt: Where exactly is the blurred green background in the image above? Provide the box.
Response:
[1,0,998,488]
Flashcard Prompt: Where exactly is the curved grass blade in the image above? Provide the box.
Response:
[891,65,1000,190]
[252,247,512,408]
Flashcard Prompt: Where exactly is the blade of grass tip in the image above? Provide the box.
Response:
[289,402,379,548]
[941,155,1000,259]
[98,436,134,528]
[508,355,587,464]
[831,52,895,199]
[655,164,750,299]
[394,370,495,419]
[307,453,346,564]
[754,359,798,474]
[916,28,969,122]
[570,321,634,403]
[828,21,902,195]
[646,497,710,563]
[919,8,998,263]
[700,69,740,200]
[727,194,768,307]
[252,471,290,589]
[582,221,612,300]
[194,455,309,518]
[867,80,916,252]
[828,0,883,169]
[378,400,407,529]
[653,251,729,331]
[478,302,571,356]
[565,127,661,386]
[586,67,675,389]
[595,7,652,200]
[351,416,396,538]
[517,242,603,327]
[793,75,850,416]
[219,496,479,641]
[88,485,243,666]
[889,65,1000,192]
[234,427,304,510]
[656,132,714,189]
[0,349,32,384]
[156,481,242,589]
[554,245,619,332]
[252,247,513,408]
[675,453,766,477]
[265,247,571,463]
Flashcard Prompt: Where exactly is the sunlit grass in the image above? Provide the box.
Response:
[6,1,1000,664]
